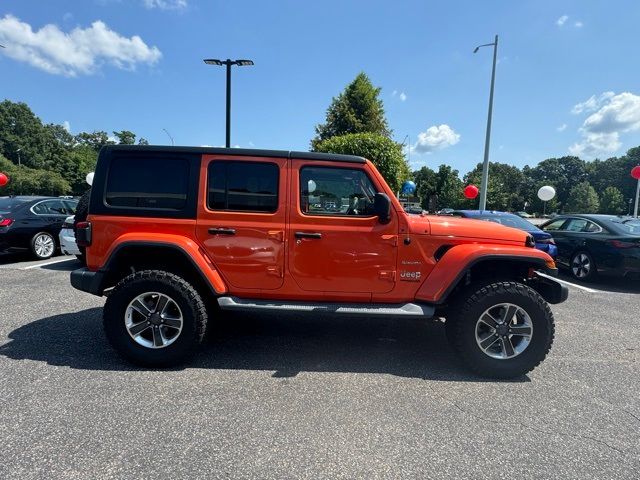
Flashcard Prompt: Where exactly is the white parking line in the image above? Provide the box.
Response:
[536,271,599,293]
[21,257,76,270]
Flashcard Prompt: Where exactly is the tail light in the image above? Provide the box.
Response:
[537,237,556,245]
[608,239,640,249]
[0,218,13,227]
[75,221,92,247]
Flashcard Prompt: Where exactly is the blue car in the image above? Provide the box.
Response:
[452,210,558,258]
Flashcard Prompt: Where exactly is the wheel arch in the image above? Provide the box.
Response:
[100,241,226,298]
[416,246,554,305]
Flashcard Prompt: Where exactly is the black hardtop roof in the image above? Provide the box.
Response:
[101,145,366,164]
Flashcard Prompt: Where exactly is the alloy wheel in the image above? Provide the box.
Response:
[572,253,591,279]
[475,303,533,360]
[125,292,183,349]
[34,234,55,258]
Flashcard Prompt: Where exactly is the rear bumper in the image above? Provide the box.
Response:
[59,229,80,255]
[70,268,105,296]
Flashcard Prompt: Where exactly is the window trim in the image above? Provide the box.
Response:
[30,199,70,216]
[298,165,379,219]
[206,160,280,214]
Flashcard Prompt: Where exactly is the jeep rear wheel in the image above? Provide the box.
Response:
[445,281,554,379]
[103,270,207,367]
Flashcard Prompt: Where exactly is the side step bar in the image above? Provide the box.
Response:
[217,296,435,318]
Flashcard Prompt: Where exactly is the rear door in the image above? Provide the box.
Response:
[196,155,287,290]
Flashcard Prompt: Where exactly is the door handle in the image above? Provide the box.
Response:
[295,231,322,239]
[208,227,236,235]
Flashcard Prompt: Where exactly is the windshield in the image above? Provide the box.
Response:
[476,214,535,230]
[0,197,29,212]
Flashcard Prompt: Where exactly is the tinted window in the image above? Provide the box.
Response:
[543,219,567,231]
[565,218,589,232]
[63,200,78,214]
[300,166,377,216]
[32,199,71,215]
[106,156,189,210]
[207,161,279,213]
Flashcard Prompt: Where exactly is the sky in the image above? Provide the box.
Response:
[0,0,639,175]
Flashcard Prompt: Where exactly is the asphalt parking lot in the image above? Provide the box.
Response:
[0,253,639,479]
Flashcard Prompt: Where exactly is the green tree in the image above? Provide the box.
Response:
[434,164,464,210]
[138,137,150,145]
[75,131,115,152]
[0,100,50,168]
[526,156,587,211]
[0,155,71,196]
[314,132,410,192]
[565,181,600,213]
[113,130,136,145]
[312,72,391,149]
[413,166,438,210]
[599,186,625,214]
[463,162,526,211]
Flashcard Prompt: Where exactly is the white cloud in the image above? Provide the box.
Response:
[569,132,620,158]
[557,123,567,132]
[571,91,615,114]
[399,92,407,102]
[143,0,187,10]
[574,21,583,28]
[569,91,640,158]
[0,14,162,76]
[63,120,71,132]
[556,15,568,26]
[412,124,460,154]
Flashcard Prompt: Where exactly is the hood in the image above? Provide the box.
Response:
[407,214,529,245]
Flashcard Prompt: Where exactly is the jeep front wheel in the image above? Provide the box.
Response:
[103,270,207,367]
[445,281,554,379]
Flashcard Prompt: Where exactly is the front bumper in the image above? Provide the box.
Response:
[70,268,105,296]
[532,271,568,304]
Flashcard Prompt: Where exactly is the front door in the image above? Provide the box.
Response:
[196,155,287,290]
[287,160,398,294]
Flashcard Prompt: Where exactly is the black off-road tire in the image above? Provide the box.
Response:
[445,281,555,379]
[103,270,207,367]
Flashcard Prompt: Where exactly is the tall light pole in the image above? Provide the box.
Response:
[203,58,254,148]
[162,128,174,146]
[474,35,499,211]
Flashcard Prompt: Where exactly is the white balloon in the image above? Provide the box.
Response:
[307,179,316,193]
[86,172,95,186]
[537,185,556,202]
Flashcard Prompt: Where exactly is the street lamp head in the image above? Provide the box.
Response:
[473,46,480,53]
[234,59,254,66]
[203,59,222,66]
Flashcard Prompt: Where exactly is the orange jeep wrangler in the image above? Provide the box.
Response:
[71,145,567,378]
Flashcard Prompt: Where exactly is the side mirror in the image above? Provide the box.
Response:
[374,193,391,224]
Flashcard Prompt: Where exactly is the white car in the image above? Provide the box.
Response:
[59,215,80,256]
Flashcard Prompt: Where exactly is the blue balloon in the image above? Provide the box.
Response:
[401,180,416,195]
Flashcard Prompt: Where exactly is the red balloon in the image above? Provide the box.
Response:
[0,172,9,187]
[631,166,640,180]
[464,184,479,199]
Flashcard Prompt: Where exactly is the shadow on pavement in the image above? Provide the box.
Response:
[558,270,640,294]
[0,307,528,383]
[40,258,81,271]
[0,251,31,265]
